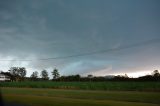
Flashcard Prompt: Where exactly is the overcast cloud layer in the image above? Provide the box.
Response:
[0,0,160,77]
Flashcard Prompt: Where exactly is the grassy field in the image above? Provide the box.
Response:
[0,81,160,91]
[1,87,160,106]
[1,81,160,106]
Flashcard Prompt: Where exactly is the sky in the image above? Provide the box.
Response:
[0,0,160,78]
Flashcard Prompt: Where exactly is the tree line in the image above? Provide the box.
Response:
[0,67,60,82]
[0,67,160,82]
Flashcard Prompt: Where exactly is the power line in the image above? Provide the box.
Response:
[0,38,160,61]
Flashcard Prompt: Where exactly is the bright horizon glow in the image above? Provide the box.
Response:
[0,56,158,78]
[112,71,152,78]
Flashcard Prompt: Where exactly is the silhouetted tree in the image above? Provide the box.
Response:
[52,68,60,79]
[41,70,49,80]
[138,75,153,81]
[152,70,160,77]
[124,74,129,78]
[8,67,26,81]
[19,67,26,81]
[30,71,39,81]
[8,67,19,81]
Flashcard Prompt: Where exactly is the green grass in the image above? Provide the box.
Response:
[1,87,160,106]
[0,81,160,91]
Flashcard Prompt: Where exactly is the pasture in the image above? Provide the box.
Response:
[1,87,160,106]
[0,81,160,106]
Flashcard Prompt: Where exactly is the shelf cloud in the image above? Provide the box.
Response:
[0,0,160,77]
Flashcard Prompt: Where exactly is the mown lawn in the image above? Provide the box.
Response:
[1,87,160,106]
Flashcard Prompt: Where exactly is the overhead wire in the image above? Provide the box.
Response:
[0,38,159,61]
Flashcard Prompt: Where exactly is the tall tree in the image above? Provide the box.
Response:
[52,68,60,79]
[8,67,27,81]
[30,71,38,81]
[19,67,26,80]
[41,70,49,80]
[152,70,160,77]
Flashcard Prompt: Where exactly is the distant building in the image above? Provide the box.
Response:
[0,74,10,82]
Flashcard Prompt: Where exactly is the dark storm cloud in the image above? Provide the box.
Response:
[0,0,160,77]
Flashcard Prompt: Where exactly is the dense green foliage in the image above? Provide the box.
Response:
[1,88,160,106]
[0,81,160,91]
